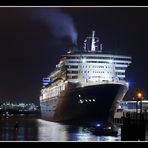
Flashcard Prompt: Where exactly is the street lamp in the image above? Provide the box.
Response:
[136,91,144,117]
[135,91,145,140]
[136,92,144,100]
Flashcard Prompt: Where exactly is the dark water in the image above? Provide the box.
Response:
[0,116,121,141]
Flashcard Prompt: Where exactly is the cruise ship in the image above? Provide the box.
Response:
[40,31,132,126]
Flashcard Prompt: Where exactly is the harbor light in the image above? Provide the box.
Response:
[136,91,144,100]
[96,123,101,127]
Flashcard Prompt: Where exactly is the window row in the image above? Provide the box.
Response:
[66,56,131,61]
[79,65,112,68]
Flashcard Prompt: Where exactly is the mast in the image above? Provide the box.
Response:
[83,30,102,52]
[91,30,96,52]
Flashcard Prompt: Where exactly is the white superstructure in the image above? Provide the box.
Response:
[40,31,132,101]
[63,30,131,84]
[65,53,131,83]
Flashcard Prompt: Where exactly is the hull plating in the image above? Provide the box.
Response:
[40,83,128,125]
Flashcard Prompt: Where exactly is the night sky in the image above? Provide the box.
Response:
[0,7,148,103]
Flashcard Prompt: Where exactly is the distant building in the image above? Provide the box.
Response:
[118,100,148,112]
[0,102,40,113]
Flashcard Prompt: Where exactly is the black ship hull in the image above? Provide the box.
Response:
[40,83,128,126]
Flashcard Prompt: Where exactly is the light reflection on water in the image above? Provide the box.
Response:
[0,116,121,141]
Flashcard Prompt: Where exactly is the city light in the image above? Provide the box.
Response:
[0,102,40,112]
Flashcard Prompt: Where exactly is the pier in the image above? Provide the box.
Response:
[113,91,147,141]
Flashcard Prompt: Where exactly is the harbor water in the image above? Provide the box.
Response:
[0,116,121,141]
